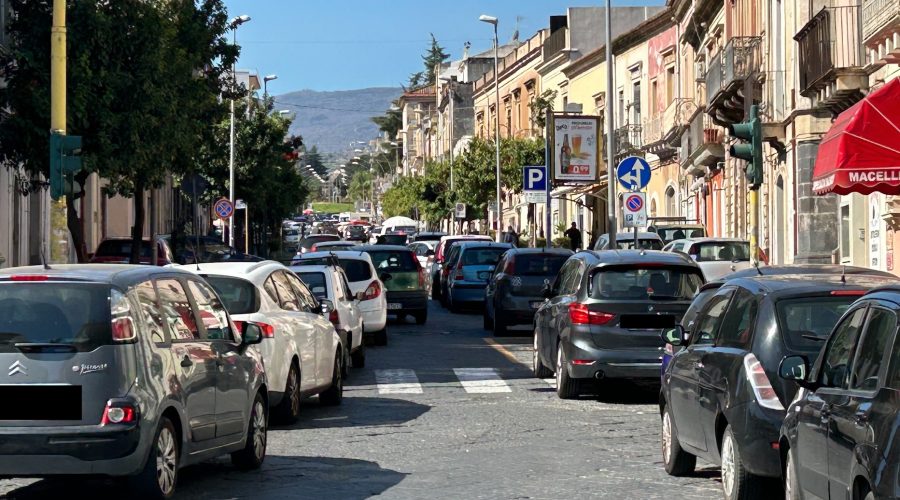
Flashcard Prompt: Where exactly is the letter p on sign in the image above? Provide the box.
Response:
[523,166,546,192]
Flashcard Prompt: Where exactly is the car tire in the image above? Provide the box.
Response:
[319,354,343,406]
[483,308,493,330]
[493,315,507,336]
[414,311,427,325]
[532,332,552,378]
[231,392,267,470]
[374,328,388,346]
[721,424,757,500]
[129,416,178,499]
[555,343,580,399]
[784,447,800,500]
[661,404,696,476]
[431,281,441,300]
[274,364,301,424]
[351,341,366,368]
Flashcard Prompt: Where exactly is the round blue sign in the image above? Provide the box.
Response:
[616,156,651,191]
[625,194,644,212]
[214,198,234,220]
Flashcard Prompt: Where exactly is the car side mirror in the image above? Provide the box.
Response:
[779,355,813,387]
[542,282,553,299]
[240,323,264,346]
[380,273,392,282]
[661,326,686,346]
[319,299,335,316]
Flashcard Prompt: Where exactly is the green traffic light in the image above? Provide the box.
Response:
[49,132,83,200]
[726,105,763,188]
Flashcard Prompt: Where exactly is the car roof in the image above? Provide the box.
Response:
[291,264,332,275]
[302,250,373,263]
[608,232,662,240]
[670,237,747,244]
[455,242,513,250]
[723,274,899,295]
[354,245,412,252]
[0,264,192,288]
[503,247,574,255]
[713,264,896,282]
[579,249,699,267]
[439,234,492,242]
[175,260,286,282]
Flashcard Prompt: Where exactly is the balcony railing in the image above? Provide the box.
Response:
[796,6,863,96]
[863,0,900,41]
[643,98,698,146]
[705,52,722,102]
[706,37,762,106]
[614,125,642,157]
[543,27,568,61]
[681,111,722,160]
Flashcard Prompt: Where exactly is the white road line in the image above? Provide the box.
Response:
[375,369,423,394]
[543,378,556,387]
[453,368,512,393]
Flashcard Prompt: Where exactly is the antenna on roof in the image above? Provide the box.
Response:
[754,260,763,276]
[39,244,51,271]
[841,265,847,284]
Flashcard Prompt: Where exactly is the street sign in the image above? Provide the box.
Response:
[455,202,466,219]
[213,198,234,220]
[622,192,647,228]
[552,115,601,183]
[616,156,651,191]
[524,192,545,204]
[235,199,247,210]
[523,165,547,192]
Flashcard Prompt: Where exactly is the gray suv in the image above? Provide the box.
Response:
[0,265,268,499]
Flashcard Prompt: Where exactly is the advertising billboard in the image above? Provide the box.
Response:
[551,115,601,183]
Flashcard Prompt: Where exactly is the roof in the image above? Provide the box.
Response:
[454,242,514,250]
[670,237,747,244]
[504,247,574,255]
[301,251,373,263]
[584,249,699,267]
[604,232,662,240]
[726,274,899,295]
[439,234,493,242]
[469,42,519,60]
[354,245,413,252]
[714,264,896,283]
[175,261,285,282]
[0,264,190,288]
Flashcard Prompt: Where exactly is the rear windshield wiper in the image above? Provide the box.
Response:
[13,343,77,353]
[801,335,826,343]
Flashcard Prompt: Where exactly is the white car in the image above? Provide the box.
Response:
[662,237,754,280]
[294,251,388,346]
[283,228,302,247]
[408,241,436,291]
[293,264,368,369]
[178,261,344,423]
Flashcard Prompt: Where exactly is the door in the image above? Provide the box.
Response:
[827,306,896,499]
[547,259,583,363]
[271,271,318,391]
[667,290,732,452]
[797,306,867,499]
[285,271,326,390]
[156,278,218,442]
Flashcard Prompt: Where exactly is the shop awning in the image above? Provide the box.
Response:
[812,78,900,195]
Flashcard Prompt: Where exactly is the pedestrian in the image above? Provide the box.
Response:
[504,225,519,247]
[564,222,582,251]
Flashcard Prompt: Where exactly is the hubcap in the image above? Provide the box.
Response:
[289,370,300,416]
[662,411,673,464]
[722,434,736,497]
[252,401,267,460]
[156,427,177,495]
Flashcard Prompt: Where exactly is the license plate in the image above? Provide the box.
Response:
[530,301,543,309]
[387,303,402,310]
[478,271,492,280]
[0,385,82,420]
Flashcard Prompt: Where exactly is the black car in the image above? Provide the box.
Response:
[345,224,369,242]
[533,250,704,399]
[0,265,268,498]
[298,234,341,254]
[484,248,572,336]
[411,231,447,243]
[659,273,897,500]
[779,285,900,500]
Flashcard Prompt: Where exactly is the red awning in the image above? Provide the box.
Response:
[812,78,900,195]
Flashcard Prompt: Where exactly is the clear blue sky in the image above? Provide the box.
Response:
[224,0,663,92]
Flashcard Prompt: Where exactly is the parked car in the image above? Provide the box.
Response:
[89,237,175,266]
[297,234,341,254]
[160,234,235,265]
[593,232,664,251]
[779,284,900,500]
[310,241,358,253]
[647,220,706,244]
[431,235,493,301]
[294,265,366,355]
[345,224,369,242]
[179,261,344,424]
[533,250,704,399]
[411,231,447,243]
[356,245,429,324]
[0,265,268,498]
[375,233,409,245]
[294,251,388,349]
[659,273,897,500]
[283,228,302,247]
[662,237,754,280]
[485,248,573,336]
[445,242,513,312]
[408,241,437,289]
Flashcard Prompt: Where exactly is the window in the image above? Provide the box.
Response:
[632,81,641,123]
[665,187,677,216]
[369,250,418,272]
[298,272,328,299]
[590,266,703,300]
[691,292,733,345]
[561,261,585,295]
[135,280,167,344]
[271,271,301,312]
[850,308,897,391]
[203,276,259,315]
[187,280,233,341]
[512,254,568,277]
[286,273,319,312]
[462,247,507,266]
[263,275,280,305]
[820,307,867,388]
[717,289,758,349]
[339,271,354,301]
[691,241,751,262]
[778,297,858,352]
[551,260,573,295]
[156,279,200,341]
[650,80,658,116]
[337,259,373,282]
[666,66,675,104]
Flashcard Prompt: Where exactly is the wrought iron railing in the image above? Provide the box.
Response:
[796,5,863,96]
[706,37,761,104]
[862,0,900,41]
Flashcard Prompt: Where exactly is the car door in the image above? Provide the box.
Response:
[329,270,357,377]
[549,259,585,362]
[285,269,333,377]
[156,278,218,443]
[796,306,868,500]
[535,260,564,366]
[827,305,896,499]
[667,289,733,453]
[270,270,318,392]
[485,254,507,318]
[186,279,248,439]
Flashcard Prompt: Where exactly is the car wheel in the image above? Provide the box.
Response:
[493,314,507,336]
[129,416,178,499]
[274,364,301,424]
[319,354,343,406]
[483,308,493,330]
[532,331,552,378]
[555,343,580,399]
[784,447,800,500]
[661,404,696,476]
[721,424,756,500]
[414,311,427,325]
[231,392,267,470]
[351,341,366,368]
[374,328,388,346]
[431,281,441,300]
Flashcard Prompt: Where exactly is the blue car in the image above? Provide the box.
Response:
[446,242,513,312]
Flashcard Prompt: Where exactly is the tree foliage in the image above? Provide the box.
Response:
[422,33,449,86]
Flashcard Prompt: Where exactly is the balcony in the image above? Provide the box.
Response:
[680,110,724,176]
[542,27,568,61]
[862,0,900,65]
[642,98,698,161]
[706,37,762,125]
[614,125,642,160]
[796,6,867,113]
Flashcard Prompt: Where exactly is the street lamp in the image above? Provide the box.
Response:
[263,74,278,96]
[227,13,251,247]
[480,13,502,242]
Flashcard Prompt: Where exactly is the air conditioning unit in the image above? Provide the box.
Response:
[694,60,706,83]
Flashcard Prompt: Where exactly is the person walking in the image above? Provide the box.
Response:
[564,222,582,251]
[504,225,519,248]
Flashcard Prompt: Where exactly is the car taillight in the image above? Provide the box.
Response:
[100,402,137,426]
[503,255,516,274]
[110,289,136,342]
[743,353,784,410]
[233,321,275,338]
[329,309,339,325]
[418,268,426,288]
[568,303,615,325]
[454,262,465,281]
[830,290,866,296]
[364,280,382,300]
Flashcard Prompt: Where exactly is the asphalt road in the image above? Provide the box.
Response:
[0,301,723,499]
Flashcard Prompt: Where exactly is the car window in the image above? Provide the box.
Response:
[777,297,857,352]
[820,307,868,389]
[513,253,568,276]
[590,265,703,300]
[692,241,751,262]
[203,276,259,315]
[272,271,302,312]
[298,272,328,299]
[369,250,418,272]
[283,272,314,313]
[850,307,897,392]
[462,247,507,266]
[614,238,663,250]
[263,275,280,305]
[187,280,233,341]
[551,260,572,295]
[691,291,733,346]
[562,261,585,295]
[338,259,373,282]
[716,288,758,349]
[135,280,168,344]
[339,271,354,301]
[156,279,201,341]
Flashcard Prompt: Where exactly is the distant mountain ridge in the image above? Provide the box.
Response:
[277,87,402,155]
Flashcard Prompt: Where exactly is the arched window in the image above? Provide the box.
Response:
[665,186,677,216]
[650,198,658,218]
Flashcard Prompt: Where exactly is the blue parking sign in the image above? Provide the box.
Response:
[523,165,547,192]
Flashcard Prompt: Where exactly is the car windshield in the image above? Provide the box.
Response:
[95,240,152,257]
[368,251,418,272]
[462,247,507,266]
[614,238,664,250]
[655,227,706,242]
[203,276,259,315]
[297,272,328,299]
[338,259,372,282]
[513,254,569,276]
[777,297,855,352]
[693,242,751,262]
[591,266,704,300]
[377,234,408,245]
[0,283,113,352]
[300,235,339,247]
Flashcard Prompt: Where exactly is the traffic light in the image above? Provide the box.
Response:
[49,131,83,200]
[727,105,763,189]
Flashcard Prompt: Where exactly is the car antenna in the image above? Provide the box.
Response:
[841,265,846,284]
[754,260,763,276]
[39,243,51,270]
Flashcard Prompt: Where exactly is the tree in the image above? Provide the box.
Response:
[529,90,558,130]
[347,170,373,203]
[407,71,425,88]
[422,33,449,86]
[454,137,545,219]
[371,102,402,141]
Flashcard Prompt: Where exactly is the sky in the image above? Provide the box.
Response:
[223,0,663,93]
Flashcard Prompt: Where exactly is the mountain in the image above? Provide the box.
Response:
[276,87,402,155]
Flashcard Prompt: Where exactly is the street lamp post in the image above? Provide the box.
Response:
[480,14,502,242]
[263,74,277,96]
[228,14,251,247]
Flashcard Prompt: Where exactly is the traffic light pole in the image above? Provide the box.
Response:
[727,104,763,266]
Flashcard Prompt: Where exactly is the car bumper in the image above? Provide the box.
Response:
[724,402,784,477]
[385,290,428,313]
[449,283,487,304]
[359,299,387,332]
[563,338,664,380]
[497,296,543,325]
[0,424,146,476]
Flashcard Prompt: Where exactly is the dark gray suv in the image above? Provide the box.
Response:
[0,265,268,499]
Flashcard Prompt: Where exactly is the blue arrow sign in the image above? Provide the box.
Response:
[523,165,547,192]
[616,156,651,191]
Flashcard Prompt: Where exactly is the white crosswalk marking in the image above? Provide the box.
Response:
[375,369,423,394]
[453,368,512,393]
